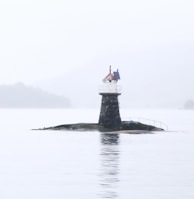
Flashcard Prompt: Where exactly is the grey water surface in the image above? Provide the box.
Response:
[0,109,194,199]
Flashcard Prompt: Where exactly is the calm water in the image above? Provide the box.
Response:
[0,109,194,199]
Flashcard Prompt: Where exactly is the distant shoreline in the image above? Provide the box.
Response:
[0,82,71,108]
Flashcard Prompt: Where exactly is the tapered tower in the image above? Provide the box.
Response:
[98,66,121,130]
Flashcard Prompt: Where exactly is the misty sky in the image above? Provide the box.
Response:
[0,0,194,108]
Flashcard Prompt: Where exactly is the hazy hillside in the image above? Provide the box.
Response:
[0,83,71,108]
[184,100,194,109]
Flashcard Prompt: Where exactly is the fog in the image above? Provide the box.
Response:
[0,0,194,108]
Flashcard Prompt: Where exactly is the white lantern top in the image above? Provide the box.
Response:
[99,66,121,94]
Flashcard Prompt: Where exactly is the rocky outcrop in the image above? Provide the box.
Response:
[36,121,163,133]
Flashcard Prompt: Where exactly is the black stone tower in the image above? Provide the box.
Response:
[98,66,121,130]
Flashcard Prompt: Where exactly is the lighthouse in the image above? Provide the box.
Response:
[98,66,121,131]
[39,65,164,132]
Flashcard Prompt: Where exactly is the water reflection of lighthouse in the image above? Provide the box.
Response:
[99,133,120,199]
